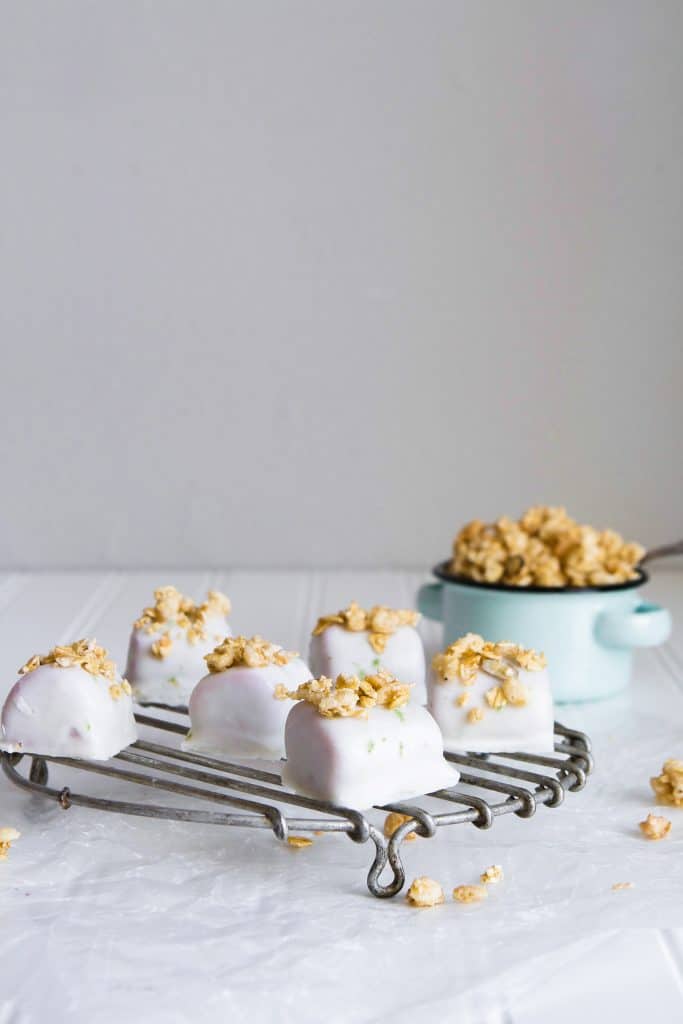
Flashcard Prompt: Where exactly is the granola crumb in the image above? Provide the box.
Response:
[639,812,672,840]
[651,758,683,807]
[384,812,418,841]
[612,881,634,891]
[480,865,503,885]
[0,827,21,860]
[454,692,470,707]
[287,836,313,848]
[453,883,488,904]
[406,876,444,907]
[467,707,484,724]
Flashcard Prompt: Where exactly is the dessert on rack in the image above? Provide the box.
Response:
[428,633,554,753]
[183,635,312,759]
[309,602,427,703]
[125,586,232,706]
[0,639,137,760]
[276,669,458,809]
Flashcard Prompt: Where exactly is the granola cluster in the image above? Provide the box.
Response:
[0,827,20,860]
[19,639,118,682]
[312,602,420,654]
[384,812,418,841]
[452,884,488,904]
[450,506,644,588]
[406,876,444,907]
[432,634,546,725]
[134,586,231,658]
[274,669,411,718]
[205,635,297,673]
[650,759,683,807]
[639,812,672,840]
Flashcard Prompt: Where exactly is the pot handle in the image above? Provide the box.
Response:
[596,602,672,649]
[417,582,443,622]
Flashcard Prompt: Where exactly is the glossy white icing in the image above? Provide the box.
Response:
[0,664,137,760]
[281,702,458,809]
[428,666,554,753]
[308,625,427,703]
[125,612,230,707]
[183,656,312,759]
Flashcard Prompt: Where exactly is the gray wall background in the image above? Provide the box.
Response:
[1,1,681,569]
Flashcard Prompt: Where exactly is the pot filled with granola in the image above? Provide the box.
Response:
[417,506,671,703]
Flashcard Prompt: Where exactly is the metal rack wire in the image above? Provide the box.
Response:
[1,708,593,898]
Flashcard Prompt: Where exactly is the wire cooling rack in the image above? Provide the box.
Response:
[1,708,593,898]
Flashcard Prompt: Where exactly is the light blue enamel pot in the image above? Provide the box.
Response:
[417,563,671,703]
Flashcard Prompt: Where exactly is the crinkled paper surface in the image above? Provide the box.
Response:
[1,570,682,1023]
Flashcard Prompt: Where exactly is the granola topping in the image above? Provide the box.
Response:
[639,812,672,840]
[406,876,444,907]
[18,640,117,682]
[274,669,411,718]
[650,759,683,807]
[312,602,420,654]
[450,506,644,588]
[205,635,297,673]
[612,882,634,892]
[133,586,231,657]
[453,884,488,904]
[467,707,484,724]
[433,635,544,718]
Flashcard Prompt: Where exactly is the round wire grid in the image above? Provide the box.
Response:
[2,708,593,898]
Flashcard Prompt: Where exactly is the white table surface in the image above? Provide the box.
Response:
[1,567,682,1024]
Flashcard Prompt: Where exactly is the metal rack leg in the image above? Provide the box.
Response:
[366,826,406,899]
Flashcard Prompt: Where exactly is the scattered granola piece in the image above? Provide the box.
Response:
[454,692,470,707]
[286,836,313,848]
[406,876,445,907]
[449,506,644,588]
[467,707,484,724]
[108,684,122,701]
[384,812,418,841]
[453,884,488,904]
[0,827,21,860]
[312,602,420,655]
[651,759,683,807]
[480,865,503,885]
[639,812,672,840]
[612,881,634,891]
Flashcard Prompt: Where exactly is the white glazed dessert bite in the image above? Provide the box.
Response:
[309,602,427,704]
[277,670,459,809]
[183,635,312,759]
[429,634,554,753]
[1,639,137,760]
[125,586,232,707]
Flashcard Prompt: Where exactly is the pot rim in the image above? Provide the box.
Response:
[432,561,649,595]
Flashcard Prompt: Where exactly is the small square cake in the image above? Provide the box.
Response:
[125,586,232,707]
[428,634,554,753]
[1,639,137,760]
[309,602,427,704]
[278,670,459,809]
[183,635,312,759]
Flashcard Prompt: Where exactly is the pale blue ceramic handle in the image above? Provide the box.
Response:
[596,602,672,649]
[417,582,443,622]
